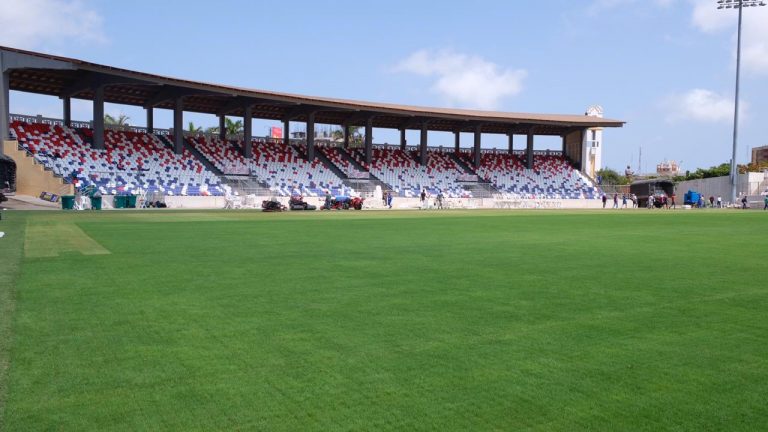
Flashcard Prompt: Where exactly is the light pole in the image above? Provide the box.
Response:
[717,0,766,204]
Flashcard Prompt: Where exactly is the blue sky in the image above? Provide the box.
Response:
[1,0,766,173]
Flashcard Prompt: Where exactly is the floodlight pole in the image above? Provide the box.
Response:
[719,0,766,204]
[729,0,743,205]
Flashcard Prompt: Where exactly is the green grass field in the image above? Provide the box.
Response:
[1,209,766,431]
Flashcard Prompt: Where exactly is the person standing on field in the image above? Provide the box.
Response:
[602,194,607,208]
[764,195,768,210]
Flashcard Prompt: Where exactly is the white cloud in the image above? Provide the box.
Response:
[691,0,732,32]
[0,0,106,50]
[691,0,768,74]
[393,50,526,110]
[664,88,745,123]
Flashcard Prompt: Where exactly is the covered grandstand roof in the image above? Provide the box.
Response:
[1,45,624,135]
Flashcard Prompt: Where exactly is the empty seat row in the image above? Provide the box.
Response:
[11,121,228,196]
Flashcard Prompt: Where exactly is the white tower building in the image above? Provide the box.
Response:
[581,105,604,179]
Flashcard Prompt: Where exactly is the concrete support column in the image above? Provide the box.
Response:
[306,112,316,161]
[218,115,225,141]
[473,125,482,168]
[243,106,253,159]
[419,124,428,166]
[399,128,406,150]
[342,121,350,148]
[364,117,373,165]
[526,132,534,169]
[0,69,8,145]
[454,130,461,153]
[173,97,184,154]
[283,118,291,147]
[580,128,589,173]
[561,135,566,154]
[508,133,514,155]
[146,107,154,134]
[93,86,105,150]
[62,97,71,127]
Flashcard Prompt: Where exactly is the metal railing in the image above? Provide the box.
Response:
[9,114,565,157]
[10,113,172,135]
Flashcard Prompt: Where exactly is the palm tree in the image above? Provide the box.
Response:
[205,126,220,135]
[225,118,243,136]
[347,126,361,138]
[332,126,362,145]
[348,126,363,146]
[104,114,130,127]
[187,121,202,134]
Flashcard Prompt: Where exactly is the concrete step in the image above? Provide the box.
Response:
[183,138,223,176]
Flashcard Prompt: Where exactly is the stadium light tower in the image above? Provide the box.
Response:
[717,0,766,204]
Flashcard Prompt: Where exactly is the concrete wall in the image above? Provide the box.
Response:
[3,140,74,197]
[564,130,583,168]
[675,173,767,205]
[95,194,604,210]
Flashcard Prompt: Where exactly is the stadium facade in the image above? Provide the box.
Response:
[0,46,624,208]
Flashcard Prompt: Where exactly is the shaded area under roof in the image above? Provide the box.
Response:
[1,45,624,136]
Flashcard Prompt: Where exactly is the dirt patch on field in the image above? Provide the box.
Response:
[24,219,110,258]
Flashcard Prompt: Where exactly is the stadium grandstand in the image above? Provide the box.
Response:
[0,45,623,207]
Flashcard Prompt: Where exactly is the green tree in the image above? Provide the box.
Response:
[104,114,130,127]
[225,118,243,136]
[187,122,202,133]
[331,126,362,144]
[347,126,361,137]
[596,168,629,185]
[205,126,220,135]
[680,163,731,181]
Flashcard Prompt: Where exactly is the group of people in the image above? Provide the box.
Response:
[699,195,724,209]
[602,193,641,209]
[600,192,766,210]
[419,189,445,210]
[647,194,676,209]
[600,192,697,210]
[378,189,446,210]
